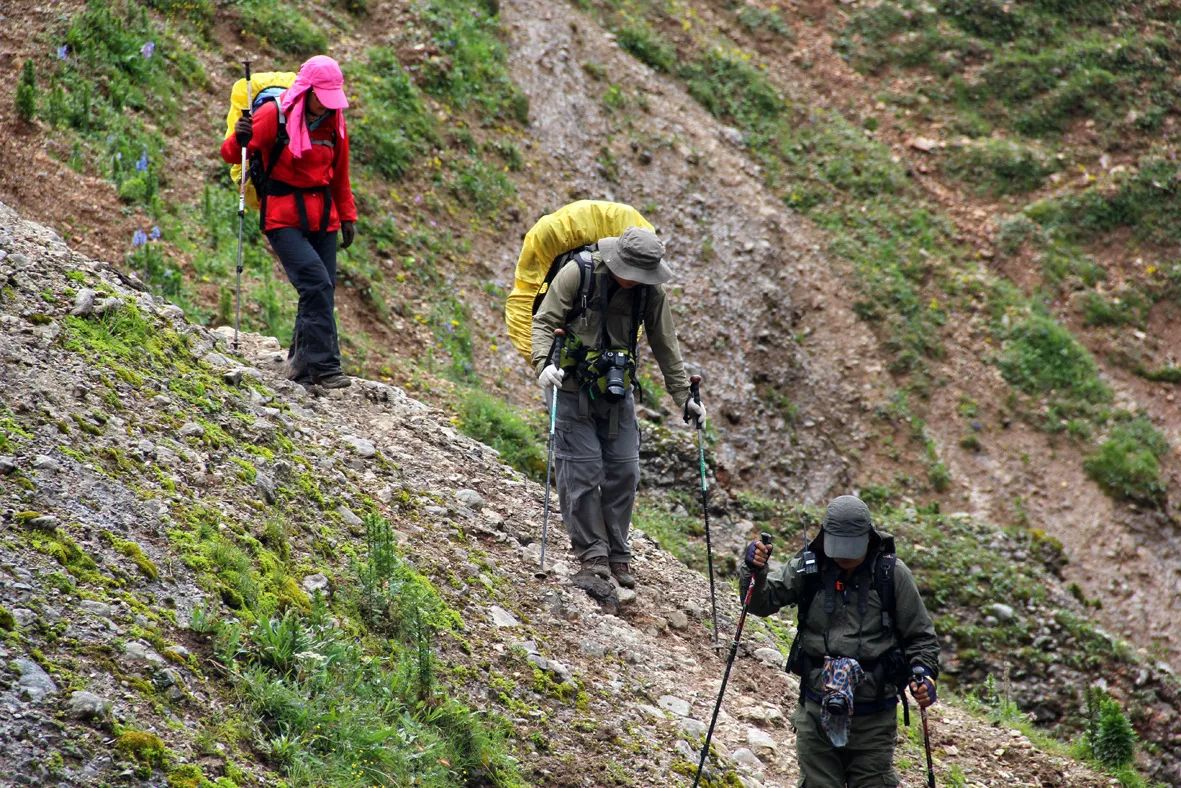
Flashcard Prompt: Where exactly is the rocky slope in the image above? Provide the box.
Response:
[0,201,1126,786]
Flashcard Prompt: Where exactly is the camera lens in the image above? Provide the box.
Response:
[600,352,628,401]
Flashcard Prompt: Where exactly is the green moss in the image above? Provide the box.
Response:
[0,605,15,632]
[166,763,206,788]
[115,729,166,777]
[70,412,105,436]
[105,533,159,580]
[228,456,257,483]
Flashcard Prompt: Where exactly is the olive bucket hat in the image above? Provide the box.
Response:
[598,227,673,285]
[822,495,873,560]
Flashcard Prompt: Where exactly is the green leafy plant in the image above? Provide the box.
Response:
[1085,686,1137,769]
[1083,416,1168,505]
[16,59,37,121]
[236,0,327,55]
[943,138,1058,195]
[617,24,677,72]
[455,389,545,479]
[997,313,1111,409]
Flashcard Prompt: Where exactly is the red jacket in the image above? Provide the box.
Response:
[220,100,357,233]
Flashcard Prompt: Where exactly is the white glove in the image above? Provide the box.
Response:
[538,364,565,389]
[685,398,706,427]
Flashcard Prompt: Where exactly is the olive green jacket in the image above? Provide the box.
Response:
[531,254,691,407]
[740,534,940,705]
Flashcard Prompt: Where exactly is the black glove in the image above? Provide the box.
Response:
[340,221,355,249]
[910,665,937,706]
[234,113,253,147]
[744,540,772,570]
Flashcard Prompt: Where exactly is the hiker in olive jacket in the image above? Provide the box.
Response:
[740,495,939,787]
[532,227,702,589]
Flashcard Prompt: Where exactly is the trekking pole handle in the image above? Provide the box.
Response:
[240,60,252,118]
[547,328,566,367]
[686,374,704,428]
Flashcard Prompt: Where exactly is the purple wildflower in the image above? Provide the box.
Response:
[56,45,68,61]
[149,226,161,240]
[136,151,149,172]
[132,229,148,248]
[140,41,155,59]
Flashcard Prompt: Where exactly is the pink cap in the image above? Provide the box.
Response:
[301,55,348,110]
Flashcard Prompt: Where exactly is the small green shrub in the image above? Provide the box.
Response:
[1135,365,1181,384]
[15,59,37,121]
[456,389,545,479]
[680,48,782,128]
[1078,290,1147,328]
[418,0,529,122]
[617,24,677,72]
[349,48,438,180]
[237,0,327,55]
[943,138,1057,195]
[449,157,515,216]
[146,0,215,29]
[1084,416,1168,505]
[997,313,1110,404]
[736,5,793,39]
[1029,158,1181,245]
[1086,687,1137,769]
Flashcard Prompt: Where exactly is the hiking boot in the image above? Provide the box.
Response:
[575,557,610,580]
[610,562,636,589]
[295,379,327,397]
[315,373,352,389]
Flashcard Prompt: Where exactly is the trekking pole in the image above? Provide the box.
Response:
[687,375,719,646]
[919,703,936,788]
[536,328,567,579]
[692,532,772,788]
[234,59,253,353]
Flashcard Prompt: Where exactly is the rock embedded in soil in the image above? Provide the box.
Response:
[489,605,520,628]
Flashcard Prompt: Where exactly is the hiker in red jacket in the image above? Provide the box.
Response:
[220,54,357,390]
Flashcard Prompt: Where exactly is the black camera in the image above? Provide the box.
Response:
[595,350,630,401]
[822,695,848,715]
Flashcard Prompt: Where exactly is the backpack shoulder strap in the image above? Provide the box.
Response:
[874,549,898,635]
[797,562,822,628]
[629,285,648,356]
[564,249,596,326]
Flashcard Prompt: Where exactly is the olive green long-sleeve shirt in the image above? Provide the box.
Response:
[739,540,940,705]
[531,254,691,408]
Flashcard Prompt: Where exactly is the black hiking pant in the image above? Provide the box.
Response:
[266,227,342,382]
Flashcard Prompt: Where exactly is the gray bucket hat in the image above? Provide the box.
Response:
[822,495,873,560]
[598,227,673,285]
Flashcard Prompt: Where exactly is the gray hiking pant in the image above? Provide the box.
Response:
[553,389,640,564]
[792,700,899,787]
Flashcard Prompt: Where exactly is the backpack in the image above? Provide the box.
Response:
[788,536,907,685]
[505,200,653,362]
[223,71,296,210]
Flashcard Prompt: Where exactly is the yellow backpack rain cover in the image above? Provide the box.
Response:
[505,200,653,362]
[223,71,296,210]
